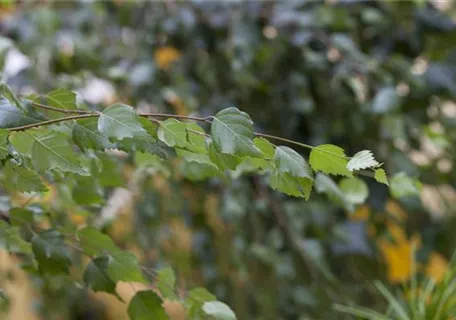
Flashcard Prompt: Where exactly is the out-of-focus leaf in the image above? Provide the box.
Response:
[0,220,32,254]
[339,177,369,204]
[371,87,400,114]
[32,230,71,275]
[156,267,177,300]
[202,301,237,320]
[390,172,422,198]
[3,162,47,193]
[127,290,168,320]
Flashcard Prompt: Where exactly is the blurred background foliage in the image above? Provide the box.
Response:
[1,0,456,319]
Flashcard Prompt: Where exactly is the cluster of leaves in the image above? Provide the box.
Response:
[0,82,389,318]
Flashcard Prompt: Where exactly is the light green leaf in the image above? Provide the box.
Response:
[202,301,237,320]
[31,230,71,275]
[253,137,275,159]
[185,288,216,320]
[374,168,389,185]
[309,144,352,177]
[347,150,379,172]
[157,267,177,300]
[127,291,168,320]
[390,172,422,198]
[3,162,47,193]
[135,152,171,177]
[176,149,216,168]
[208,141,240,170]
[8,130,39,156]
[8,208,34,226]
[47,88,77,110]
[274,146,313,180]
[180,161,222,181]
[157,118,188,148]
[83,256,119,298]
[31,130,84,174]
[77,227,120,257]
[106,252,146,283]
[185,122,208,154]
[339,177,369,204]
[73,118,115,151]
[98,103,147,140]
[211,107,260,157]
[0,220,32,254]
[315,173,353,211]
[0,129,9,159]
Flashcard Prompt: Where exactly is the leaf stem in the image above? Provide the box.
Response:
[254,132,314,150]
[31,102,93,114]
[7,114,99,131]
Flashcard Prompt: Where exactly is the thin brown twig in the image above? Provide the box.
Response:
[6,114,99,131]
[30,102,94,114]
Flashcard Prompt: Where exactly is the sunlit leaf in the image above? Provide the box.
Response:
[374,168,389,185]
[106,252,146,283]
[309,144,352,177]
[202,301,237,320]
[157,267,177,300]
[47,88,77,110]
[347,150,379,172]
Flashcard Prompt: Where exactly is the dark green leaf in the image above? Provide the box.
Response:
[73,118,115,151]
[0,220,32,254]
[127,290,168,320]
[72,177,103,205]
[83,256,119,297]
[274,146,313,180]
[208,141,240,170]
[31,230,71,275]
[8,208,34,226]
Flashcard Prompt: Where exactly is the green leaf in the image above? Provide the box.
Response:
[98,103,147,140]
[0,220,32,254]
[269,172,313,199]
[253,137,275,159]
[96,153,125,187]
[211,107,260,157]
[31,230,71,275]
[8,130,38,156]
[347,150,379,172]
[156,267,177,300]
[390,172,422,198]
[73,118,115,151]
[274,146,313,180]
[315,173,354,211]
[135,152,171,177]
[309,144,352,177]
[176,149,216,168]
[77,226,120,257]
[127,291,168,320]
[47,88,77,110]
[185,288,216,320]
[72,177,103,205]
[83,256,119,298]
[208,141,240,170]
[8,208,34,226]
[0,82,26,112]
[202,301,237,320]
[0,129,9,159]
[3,162,47,193]
[374,168,389,185]
[31,130,85,174]
[339,177,369,204]
[157,118,188,148]
[0,98,43,129]
[180,161,222,181]
[106,252,145,283]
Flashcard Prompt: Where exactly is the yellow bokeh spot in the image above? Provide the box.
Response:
[349,205,370,221]
[154,47,182,70]
[426,252,449,282]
